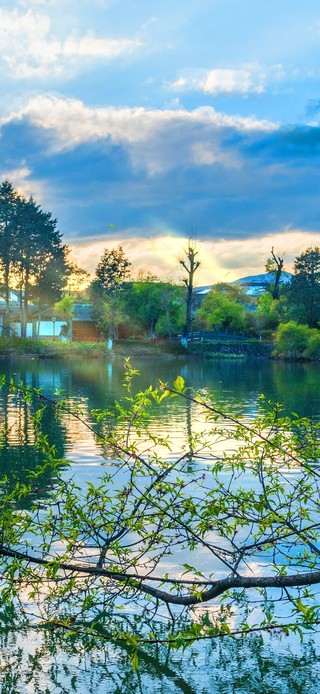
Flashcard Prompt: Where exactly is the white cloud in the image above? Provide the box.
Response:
[1,95,278,175]
[0,8,141,79]
[0,164,48,202]
[204,67,265,95]
[166,64,286,96]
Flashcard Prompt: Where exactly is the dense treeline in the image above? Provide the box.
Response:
[1,180,319,353]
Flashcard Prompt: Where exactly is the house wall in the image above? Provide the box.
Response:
[12,321,65,337]
[72,321,100,341]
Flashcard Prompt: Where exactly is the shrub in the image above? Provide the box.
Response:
[274,321,310,358]
[304,329,320,360]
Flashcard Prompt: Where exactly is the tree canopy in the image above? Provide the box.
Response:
[197,283,249,332]
[95,245,131,294]
[0,180,69,335]
[288,247,320,328]
[1,365,320,662]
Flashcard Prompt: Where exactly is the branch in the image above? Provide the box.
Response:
[2,545,320,607]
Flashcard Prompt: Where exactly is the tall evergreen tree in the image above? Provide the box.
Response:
[16,197,68,336]
[0,181,69,336]
[0,181,21,333]
[95,246,131,294]
[92,246,131,339]
[289,247,320,328]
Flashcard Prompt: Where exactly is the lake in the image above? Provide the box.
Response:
[0,354,319,693]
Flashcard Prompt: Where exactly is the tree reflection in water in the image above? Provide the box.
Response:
[0,620,318,693]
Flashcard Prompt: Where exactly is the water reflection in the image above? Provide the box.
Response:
[0,622,318,694]
[0,356,319,482]
[1,356,320,691]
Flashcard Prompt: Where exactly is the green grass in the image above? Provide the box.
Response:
[0,338,110,358]
[0,336,271,359]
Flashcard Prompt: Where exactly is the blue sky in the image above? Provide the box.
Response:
[1,0,320,282]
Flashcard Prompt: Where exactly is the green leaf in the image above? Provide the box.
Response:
[131,652,139,671]
[173,376,185,392]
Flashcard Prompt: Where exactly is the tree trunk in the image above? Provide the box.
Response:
[272,261,284,300]
[3,264,10,337]
[21,272,29,338]
[67,319,73,341]
[180,243,200,339]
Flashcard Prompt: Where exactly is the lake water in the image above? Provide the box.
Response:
[0,355,319,693]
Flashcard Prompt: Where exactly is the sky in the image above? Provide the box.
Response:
[1,0,320,284]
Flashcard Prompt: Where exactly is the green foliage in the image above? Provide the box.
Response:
[256,292,288,332]
[0,180,69,337]
[288,247,320,328]
[96,294,128,338]
[0,364,320,659]
[274,321,320,359]
[303,329,320,360]
[197,283,249,332]
[119,279,185,338]
[54,294,74,321]
[274,321,309,358]
[95,245,131,295]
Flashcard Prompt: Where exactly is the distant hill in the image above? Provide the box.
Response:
[233,271,292,296]
[195,272,292,299]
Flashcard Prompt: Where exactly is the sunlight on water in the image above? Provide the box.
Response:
[0,356,320,692]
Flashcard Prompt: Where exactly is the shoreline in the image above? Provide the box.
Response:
[0,336,278,361]
[0,337,318,361]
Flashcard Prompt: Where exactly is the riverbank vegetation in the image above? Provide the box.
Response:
[1,362,320,667]
[1,181,320,359]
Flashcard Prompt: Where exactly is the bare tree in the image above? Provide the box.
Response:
[179,239,200,337]
[266,247,284,300]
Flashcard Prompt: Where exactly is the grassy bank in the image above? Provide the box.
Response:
[0,336,272,359]
[0,337,177,358]
[0,337,109,358]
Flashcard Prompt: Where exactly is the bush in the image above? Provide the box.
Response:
[274,321,310,358]
[304,329,320,360]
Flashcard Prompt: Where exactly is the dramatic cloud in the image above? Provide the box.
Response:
[1,0,320,280]
[1,95,278,176]
[1,95,320,258]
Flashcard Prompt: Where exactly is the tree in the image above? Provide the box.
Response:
[154,283,185,338]
[0,181,69,336]
[179,240,200,337]
[93,246,131,338]
[2,367,320,657]
[0,180,21,333]
[255,291,287,333]
[53,294,74,340]
[197,283,249,332]
[265,247,284,300]
[65,261,90,300]
[95,295,128,339]
[95,246,131,294]
[274,320,310,358]
[121,278,185,338]
[18,198,68,332]
[288,247,320,327]
[274,321,320,359]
